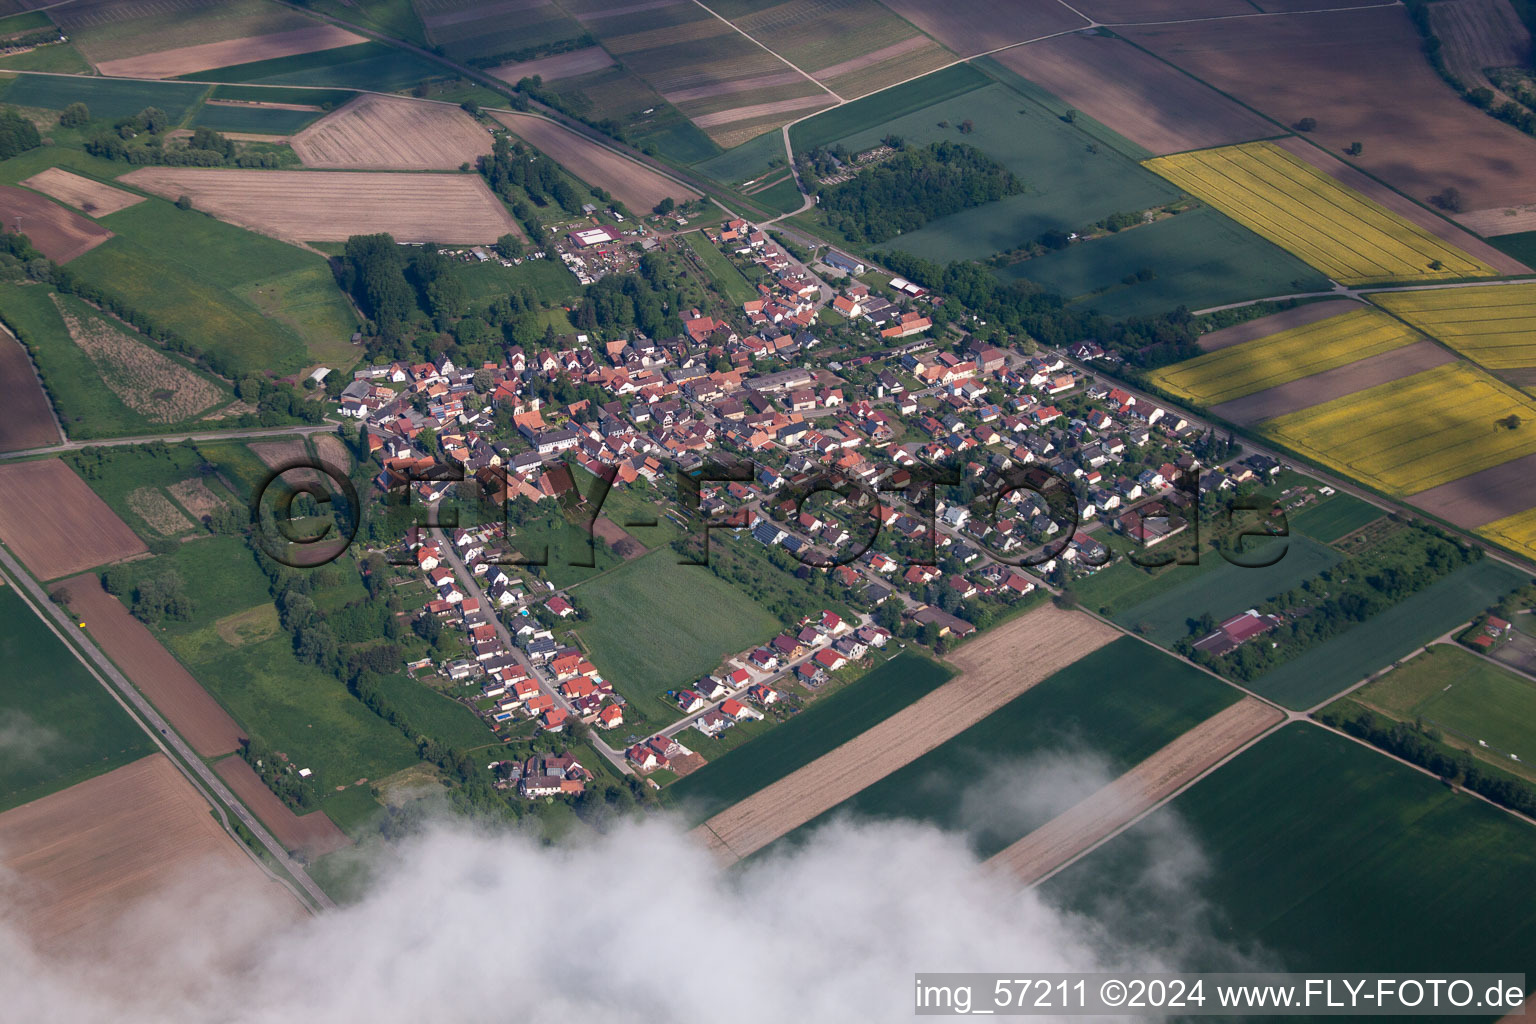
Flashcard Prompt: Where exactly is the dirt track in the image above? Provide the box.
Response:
[54,574,245,758]
[0,186,111,263]
[0,754,301,948]
[94,24,364,78]
[292,94,492,171]
[695,605,1120,861]
[214,756,349,858]
[1210,339,1456,425]
[20,168,143,217]
[490,111,699,210]
[987,697,1284,885]
[0,460,145,580]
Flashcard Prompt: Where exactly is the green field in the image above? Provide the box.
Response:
[0,42,92,74]
[667,651,954,821]
[1247,558,1531,710]
[1286,494,1383,543]
[1,73,207,122]
[1353,645,1536,767]
[0,284,234,439]
[1112,535,1340,646]
[72,198,358,375]
[65,441,213,542]
[452,258,580,308]
[290,0,427,48]
[693,128,787,186]
[208,84,357,108]
[1490,229,1536,269]
[780,638,1241,856]
[190,102,324,134]
[1046,723,1536,973]
[572,547,782,717]
[788,63,989,153]
[743,176,804,216]
[681,229,757,304]
[372,674,495,752]
[1006,207,1329,319]
[183,41,444,92]
[0,585,156,812]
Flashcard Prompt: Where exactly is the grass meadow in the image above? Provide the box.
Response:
[1285,494,1382,543]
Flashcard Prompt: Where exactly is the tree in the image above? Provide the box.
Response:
[653,196,675,216]
[1430,187,1465,213]
[1052,588,1078,610]
[137,106,169,134]
[1293,116,1318,132]
[495,232,524,259]
[58,102,90,128]
[473,368,496,393]
[175,195,193,211]
[1345,141,1363,156]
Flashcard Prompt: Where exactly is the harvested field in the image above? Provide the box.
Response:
[1122,6,1536,211]
[812,35,932,82]
[489,110,699,209]
[694,605,1118,861]
[55,574,244,757]
[593,517,645,559]
[994,33,1275,156]
[117,167,519,244]
[311,433,351,474]
[0,324,60,452]
[873,0,1088,57]
[1428,0,1530,93]
[19,168,144,218]
[663,69,805,104]
[0,186,111,263]
[1410,451,1536,528]
[52,294,223,423]
[250,439,308,470]
[291,94,491,170]
[988,697,1283,885]
[1150,307,1423,406]
[1371,283,1536,369]
[1198,299,1362,351]
[1211,340,1456,426]
[487,45,613,84]
[1262,361,1536,495]
[125,487,193,536]
[1272,137,1530,276]
[214,755,349,858]
[167,477,229,521]
[0,754,299,948]
[1457,204,1536,236]
[94,24,365,78]
[0,460,145,579]
[1145,142,1496,284]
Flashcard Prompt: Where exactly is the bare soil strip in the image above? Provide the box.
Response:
[0,755,301,949]
[1457,204,1536,237]
[693,95,833,129]
[55,574,245,757]
[20,167,144,217]
[0,461,145,580]
[205,99,323,112]
[214,756,349,858]
[664,69,806,104]
[119,167,520,244]
[292,94,492,171]
[95,24,365,78]
[987,697,1284,885]
[1198,299,1363,352]
[995,32,1275,156]
[487,44,613,84]
[0,323,61,452]
[490,110,699,209]
[810,35,931,80]
[1211,339,1456,425]
[1407,450,1536,526]
[1273,137,1531,275]
[0,186,111,263]
[695,605,1120,861]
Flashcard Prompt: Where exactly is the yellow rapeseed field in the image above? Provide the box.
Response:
[1262,361,1536,494]
[1372,283,1536,369]
[1150,307,1421,405]
[1477,506,1536,562]
[1145,142,1495,285]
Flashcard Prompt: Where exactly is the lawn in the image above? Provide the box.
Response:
[182,41,444,92]
[788,63,989,153]
[1070,532,1223,617]
[1112,535,1341,646]
[0,585,156,812]
[452,257,580,308]
[71,197,357,376]
[371,673,495,752]
[1045,724,1536,974]
[1,73,207,123]
[0,283,234,440]
[1246,558,1531,709]
[1352,644,1536,768]
[681,229,757,304]
[777,637,1241,857]
[666,651,954,821]
[1285,493,1382,543]
[571,547,782,716]
[0,41,93,74]
[1007,206,1328,319]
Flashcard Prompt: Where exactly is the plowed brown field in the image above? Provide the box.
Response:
[292,94,492,170]
[0,460,145,580]
[214,756,349,858]
[0,324,60,452]
[20,168,144,217]
[0,186,112,263]
[489,111,699,210]
[94,23,364,78]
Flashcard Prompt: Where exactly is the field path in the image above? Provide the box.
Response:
[987,696,1285,884]
[695,605,1120,861]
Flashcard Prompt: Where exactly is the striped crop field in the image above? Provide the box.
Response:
[1371,283,1536,369]
[1477,506,1536,562]
[1144,142,1496,285]
[1261,361,1536,495]
[1149,308,1420,406]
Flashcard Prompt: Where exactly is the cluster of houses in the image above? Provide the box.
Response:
[492,750,594,800]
